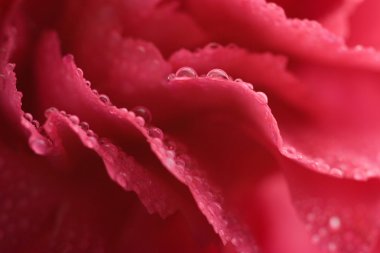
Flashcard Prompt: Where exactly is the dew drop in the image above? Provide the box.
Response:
[85,80,91,87]
[328,242,337,252]
[79,121,90,131]
[115,172,127,188]
[206,68,230,80]
[167,73,176,81]
[330,168,343,177]
[329,216,341,231]
[99,94,111,105]
[44,107,58,117]
[31,120,40,128]
[86,129,97,138]
[92,89,99,95]
[256,91,268,104]
[85,137,97,148]
[23,113,33,122]
[137,46,146,53]
[77,68,84,77]
[29,138,52,155]
[311,234,320,244]
[131,106,152,125]
[175,67,197,79]
[175,155,191,169]
[206,42,221,49]
[148,127,164,140]
[245,83,254,90]
[68,115,80,125]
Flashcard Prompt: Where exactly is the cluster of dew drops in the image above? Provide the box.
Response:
[168,67,269,105]
[21,66,273,253]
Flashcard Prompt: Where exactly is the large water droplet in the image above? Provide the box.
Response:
[29,138,52,155]
[148,127,164,140]
[206,69,230,80]
[131,106,152,125]
[256,91,268,104]
[175,67,197,79]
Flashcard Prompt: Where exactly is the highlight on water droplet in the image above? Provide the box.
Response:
[206,68,231,80]
[175,67,198,79]
[148,127,164,140]
[131,106,152,125]
[29,138,52,155]
[256,91,268,104]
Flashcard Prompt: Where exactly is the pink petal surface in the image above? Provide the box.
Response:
[347,0,380,49]
[59,0,208,58]
[186,0,380,70]
[0,41,222,253]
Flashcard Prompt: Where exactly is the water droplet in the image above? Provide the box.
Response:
[328,242,337,252]
[79,121,90,131]
[235,78,243,82]
[256,91,268,104]
[85,80,91,87]
[92,89,99,95]
[137,46,146,53]
[206,69,230,80]
[307,212,316,222]
[131,106,152,125]
[311,234,320,244]
[44,107,58,117]
[23,113,33,122]
[120,108,128,113]
[115,172,127,188]
[77,68,84,77]
[85,137,97,148]
[167,73,176,81]
[86,129,97,138]
[148,127,164,140]
[68,115,80,125]
[175,67,197,79]
[175,155,191,169]
[31,120,40,128]
[329,216,341,231]
[29,138,52,155]
[330,168,343,177]
[99,94,110,104]
[206,42,221,49]
[282,146,297,157]
[245,83,254,90]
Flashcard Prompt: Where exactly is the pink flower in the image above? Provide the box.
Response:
[1,0,380,252]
